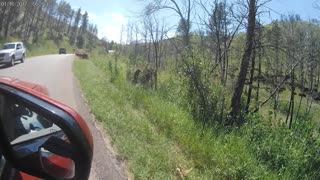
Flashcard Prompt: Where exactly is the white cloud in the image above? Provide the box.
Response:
[88,12,97,21]
[99,26,121,41]
[166,31,176,39]
[96,12,128,42]
[111,13,127,25]
[98,24,128,43]
[102,12,127,25]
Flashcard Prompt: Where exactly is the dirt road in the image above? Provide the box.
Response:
[0,54,127,180]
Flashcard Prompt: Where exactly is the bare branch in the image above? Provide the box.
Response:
[252,61,300,113]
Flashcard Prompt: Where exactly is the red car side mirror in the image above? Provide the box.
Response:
[0,82,93,180]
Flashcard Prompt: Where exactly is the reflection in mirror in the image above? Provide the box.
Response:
[40,136,75,179]
[0,94,76,179]
[9,102,59,144]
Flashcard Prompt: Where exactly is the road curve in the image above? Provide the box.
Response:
[0,54,127,180]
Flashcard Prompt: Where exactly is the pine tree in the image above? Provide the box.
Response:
[79,11,89,36]
[70,8,82,45]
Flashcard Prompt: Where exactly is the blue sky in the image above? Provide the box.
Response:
[264,0,320,22]
[66,0,320,42]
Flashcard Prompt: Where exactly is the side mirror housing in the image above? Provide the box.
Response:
[0,80,93,180]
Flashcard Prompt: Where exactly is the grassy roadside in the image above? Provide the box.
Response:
[73,55,277,179]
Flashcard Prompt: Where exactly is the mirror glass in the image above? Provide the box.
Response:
[39,136,75,179]
[9,102,57,144]
[0,95,76,179]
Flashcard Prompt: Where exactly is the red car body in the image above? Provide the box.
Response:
[0,77,93,180]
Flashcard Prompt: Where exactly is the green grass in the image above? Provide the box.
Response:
[25,37,75,57]
[0,37,21,45]
[247,82,320,126]
[73,55,278,179]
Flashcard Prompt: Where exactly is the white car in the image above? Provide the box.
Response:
[0,42,26,66]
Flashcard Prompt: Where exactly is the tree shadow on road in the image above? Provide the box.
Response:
[0,62,23,69]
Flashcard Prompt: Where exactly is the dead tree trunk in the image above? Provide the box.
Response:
[227,0,256,126]
[256,45,262,102]
[245,41,256,113]
[4,6,16,37]
[287,68,295,129]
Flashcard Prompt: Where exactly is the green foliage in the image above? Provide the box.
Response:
[80,12,89,36]
[76,35,84,49]
[0,37,20,45]
[278,100,289,114]
[76,14,320,180]
[246,113,320,179]
[108,60,113,73]
[74,55,279,179]
[75,19,320,179]
[176,48,226,127]
[158,72,189,108]
[17,36,75,57]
